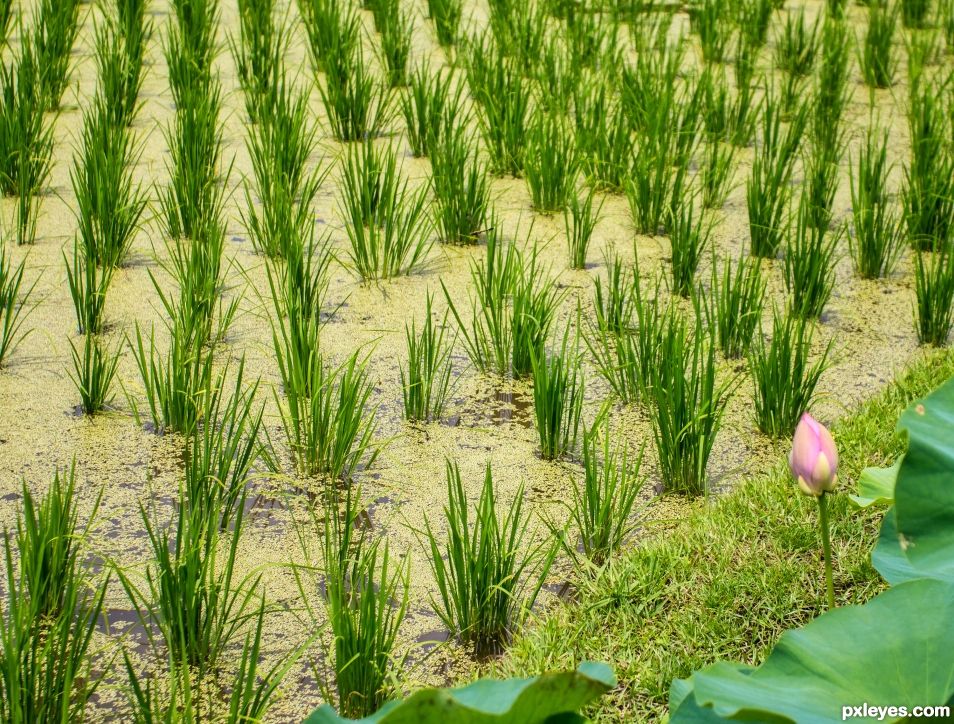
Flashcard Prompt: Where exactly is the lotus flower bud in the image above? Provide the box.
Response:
[789,413,838,497]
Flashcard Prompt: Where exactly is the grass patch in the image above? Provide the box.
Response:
[498,347,954,721]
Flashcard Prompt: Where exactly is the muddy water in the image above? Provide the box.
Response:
[0,0,940,720]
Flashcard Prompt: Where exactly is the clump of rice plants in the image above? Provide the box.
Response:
[531,326,584,460]
[127,315,214,436]
[848,125,905,278]
[32,0,82,110]
[339,141,432,280]
[699,138,737,210]
[0,0,12,46]
[270,349,381,482]
[319,42,392,142]
[914,245,954,346]
[430,119,492,245]
[65,242,113,335]
[299,488,408,718]
[400,63,462,157]
[419,461,556,657]
[689,0,732,63]
[230,0,287,123]
[668,197,712,298]
[0,465,108,722]
[784,196,840,320]
[71,97,148,269]
[565,186,603,270]
[401,294,455,423]
[69,333,121,415]
[95,5,149,129]
[736,0,773,47]
[902,81,954,251]
[0,246,36,368]
[165,0,219,102]
[812,18,852,156]
[575,81,631,192]
[902,0,933,27]
[299,0,360,74]
[0,38,55,246]
[524,112,579,212]
[706,253,765,359]
[184,361,263,531]
[120,488,261,680]
[774,9,818,112]
[802,130,843,232]
[747,94,808,258]
[593,252,634,336]
[427,0,462,46]
[587,265,664,404]
[374,0,413,87]
[560,409,644,568]
[646,306,734,496]
[861,1,898,88]
[160,83,227,242]
[464,37,530,176]
[749,308,832,438]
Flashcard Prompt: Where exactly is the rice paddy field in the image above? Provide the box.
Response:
[0,0,952,720]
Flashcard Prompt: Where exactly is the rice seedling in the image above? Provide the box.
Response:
[0,466,109,723]
[299,0,360,74]
[339,142,432,280]
[375,0,413,87]
[428,0,463,46]
[165,0,219,102]
[116,0,151,109]
[914,245,954,345]
[533,34,578,118]
[775,9,819,111]
[593,252,633,336]
[902,0,933,27]
[184,360,263,531]
[120,488,261,679]
[559,409,644,568]
[902,82,954,250]
[575,84,631,191]
[69,333,121,415]
[127,314,214,436]
[418,461,557,657]
[160,83,227,242]
[812,19,852,155]
[525,112,579,213]
[531,325,584,460]
[566,0,621,69]
[230,0,287,122]
[65,243,113,336]
[400,63,462,158]
[243,167,321,261]
[0,0,12,47]
[861,2,898,88]
[736,0,773,47]
[71,98,148,269]
[749,308,832,438]
[94,14,146,128]
[646,305,734,496]
[32,0,82,110]
[784,196,840,320]
[565,186,603,270]
[905,27,941,88]
[747,96,808,257]
[848,126,905,278]
[402,294,455,423]
[802,132,843,231]
[271,348,381,481]
[511,250,564,378]
[706,252,766,359]
[689,0,731,63]
[587,267,664,404]
[0,38,55,246]
[0,246,36,368]
[430,119,492,245]
[327,491,408,717]
[700,138,736,212]
[465,38,531,176]
[668,197,713,297]
[728,44,761,147]
[319,43,392,142]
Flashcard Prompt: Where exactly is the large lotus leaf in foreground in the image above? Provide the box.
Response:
[304,662,616,724]
[669,578,954,722]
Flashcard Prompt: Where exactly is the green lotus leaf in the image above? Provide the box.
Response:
[849,458,901,508]
[670,579,954,723]
[304,662,616,724]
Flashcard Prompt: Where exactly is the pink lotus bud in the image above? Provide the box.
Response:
[789,413,838,497]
